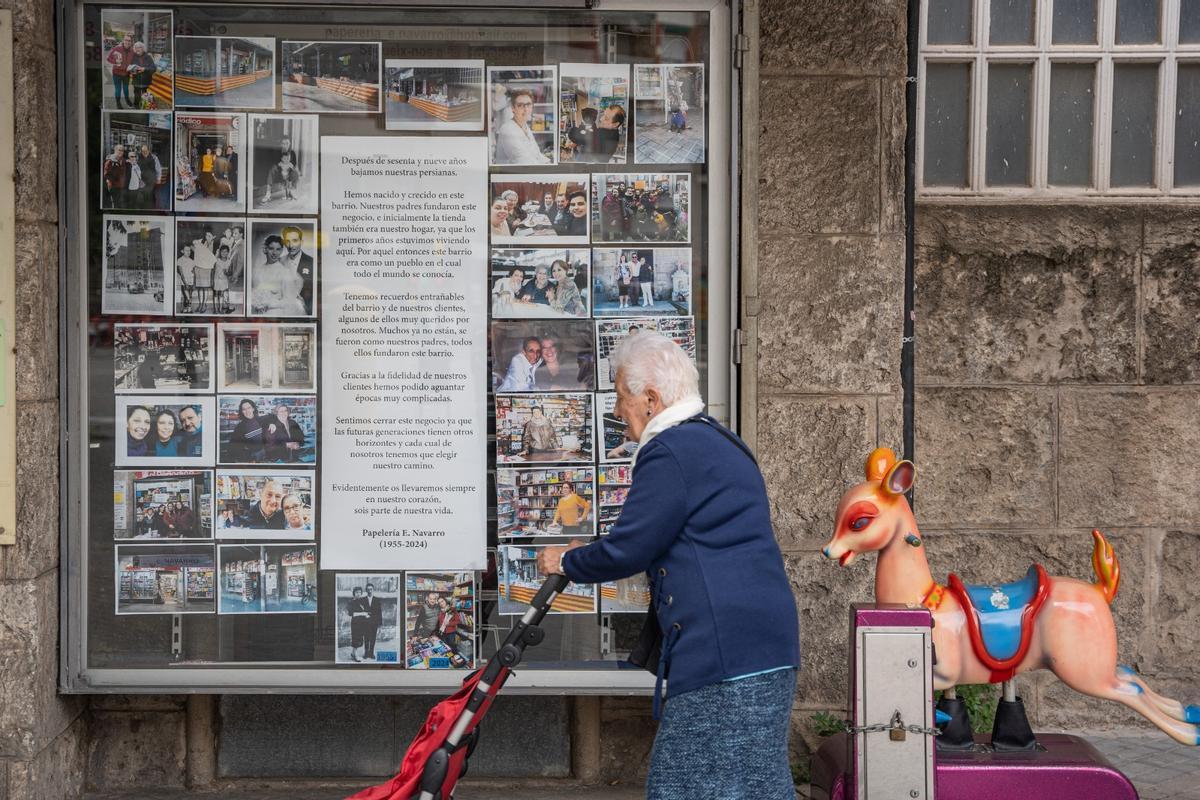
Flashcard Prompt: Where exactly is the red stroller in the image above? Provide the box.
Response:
[348,574,569,800]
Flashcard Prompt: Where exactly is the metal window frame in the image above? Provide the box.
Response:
[917,0,1200,198]
[59,0,738,693]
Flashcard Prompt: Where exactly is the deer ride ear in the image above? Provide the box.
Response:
[865,447,897,482]
[882,460,916,497]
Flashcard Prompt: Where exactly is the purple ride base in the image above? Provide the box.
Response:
[811,732,1138,800]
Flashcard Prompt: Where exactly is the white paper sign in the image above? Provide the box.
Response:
[320,136,488,570]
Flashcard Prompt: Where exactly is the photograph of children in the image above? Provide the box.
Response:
[116,545,216,614]
[490,249,590,319]
[101,9,173,110]
[175,36,275,109]
[218,395,317,465]
[592,247,691,316]
[248,219,317,317]
[559,64,629,165]
[174,113,247,212]
[602,574,651,613]
[337,574,402,664]
[218,544,318,614]
[496,467,595,538]
[385,59,484,131]
[491,320,595,393]
[218,323,317,393]
[591,173,691,244]
[282,41,382,113]
[498,545,595,614]
[634,64,705,164]
[101,215,174,316]
[488,67,557,165]
[595,317,697,391]
[101,111,172,210]
[489,175,589,245]
[215,469,315,539]
[174,217,247,316]
[248,114,319,214]
[596,464,633,535]
[116,396,216,467]
[404,573,476,669]
[598,394,638,464]
[114,470,214,540]
[495,393,594,464]
[114,324,213,393]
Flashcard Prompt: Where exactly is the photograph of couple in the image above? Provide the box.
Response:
[592,247,692,316]
[215,469,315,540]
[218,395,317,465]
[336,574,401,664]
[117,397,216,467]
[248,220,317,317]
[101,9,174,110]
[491,320,595,393]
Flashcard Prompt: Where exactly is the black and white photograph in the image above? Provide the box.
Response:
[495,393,594,465]
[174,217,247,316]
[490,249,590,319]
[404,572,476,669]
[101,111,172,210]
[634,63,705,164]
[115,545,217,615]
[559,63,629,165]
[218,323,317,393]
[113,470,214,540]
[247,219,317,317]
[218,394,317,465]
[598,393,638,463]
[595,317,697,391]
[116,396,216,467]
[101,215,174,316]
[596,464,632,535]
[592,247,691,316]
[591,173,691,243]
[175,36,275,109]
[384,59,484,131]
[174,113,247,212]
[101,8,174,110]
[499,546,595,615]
[491,320,595,393]
[488,66,557,165]
[495,467,595,538]
[215,469,315,540]
[489,174,589,245]
[282,41,382,113]
[218,544,318,614]
[248,114,319,214]
[338,574,402,664]
[602,574,651,613]
[114,323,213,393]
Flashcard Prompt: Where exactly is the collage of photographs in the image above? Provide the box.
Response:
[98,8,709,648]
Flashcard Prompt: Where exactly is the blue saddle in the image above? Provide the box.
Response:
[952,565,1046,664]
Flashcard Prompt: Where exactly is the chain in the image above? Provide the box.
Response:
[843,710,941,737]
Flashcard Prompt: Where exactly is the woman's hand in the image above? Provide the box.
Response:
[537,540,584,576]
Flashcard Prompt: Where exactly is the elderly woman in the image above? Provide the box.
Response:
[537,332,799,799]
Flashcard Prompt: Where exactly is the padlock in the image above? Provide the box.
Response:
[890,727,907,742]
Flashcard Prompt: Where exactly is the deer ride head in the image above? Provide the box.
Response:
[821,447,1200,746]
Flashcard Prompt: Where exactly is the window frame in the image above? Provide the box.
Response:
[917,0,1200,197]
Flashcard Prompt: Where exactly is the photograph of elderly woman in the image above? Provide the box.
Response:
[113,470,214,541]
[496,467,595,538]
[488,66,557,165]
[592,173,691,244]
[101,111,172,210]
[499,545,595,614]
[385,59,484,131]
[559,63,629,165]
[593,248,691,316]
[115,545,216,615]
[174,217,247,316]
[491,320,595,393]
[116,396,216,467]
[595,317,696,391]
[215,469,315,540]
[495,393,594,464]
[101,215,174,315]
[404,573,476,669]
[218,395,317,465]
[489,175,589,245]
[101,8,173,110]
[218,544,318,614]
[337,573,401,664]
[174,113,247,212]
[490,249,591,319]
[114,324,213,393]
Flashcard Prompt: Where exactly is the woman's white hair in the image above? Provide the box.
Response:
[610,330,700,406]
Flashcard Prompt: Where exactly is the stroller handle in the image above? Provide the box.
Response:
[529,573,570,614]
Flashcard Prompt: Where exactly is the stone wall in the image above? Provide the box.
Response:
[0,0,88,796]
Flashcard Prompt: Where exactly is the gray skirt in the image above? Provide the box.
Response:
[646,667,797,800]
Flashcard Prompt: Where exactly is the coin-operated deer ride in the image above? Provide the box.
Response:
[810,448,1199,800]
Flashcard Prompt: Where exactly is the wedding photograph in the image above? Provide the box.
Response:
[101,111,172,210]
[116,396,217,467]
[248,114,320,214]
[215,469,315,540]
[490,249,590,319]
[488,66,557,165]
[113,470,214,541]
[174,113,247,213]
[101,215,174,316]
[337,574,402,664]
[101,8,174,110]
[248,219,317,317]
[115,544,217,615]
[174,217,247,316]
[385,59,484,131]
[114,323,213,393]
